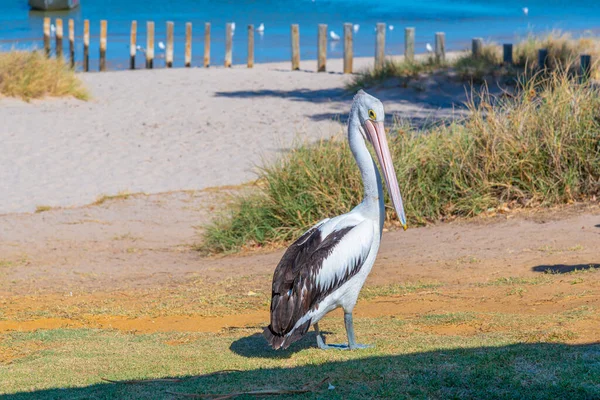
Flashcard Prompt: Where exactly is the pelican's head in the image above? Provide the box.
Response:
[352,90,407,230]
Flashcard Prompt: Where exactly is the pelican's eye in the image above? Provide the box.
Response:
[368,109,377,120]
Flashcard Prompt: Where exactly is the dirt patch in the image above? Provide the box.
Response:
[0,192,599,345]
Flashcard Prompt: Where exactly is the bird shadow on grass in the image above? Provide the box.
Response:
[531,263,600,274]
[5,343,600,399]
[229,331,332,359]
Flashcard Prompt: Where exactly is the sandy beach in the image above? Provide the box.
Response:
[0,56,466,214]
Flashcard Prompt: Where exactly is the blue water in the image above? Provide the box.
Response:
[1,0,600,70]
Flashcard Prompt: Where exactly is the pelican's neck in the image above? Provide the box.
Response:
[348,111,385,228]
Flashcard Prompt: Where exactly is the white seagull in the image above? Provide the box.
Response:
[264,90,408,350]
[158,41,165,50]
[426,43,433,53]
[136,45,146,53]
[256,23,265,32]
[330,30,341,41]
[231,22,236,35]
[50,23,56,36]
[389,25,394,31]
[353,24,360,33]
[522,7,529,16]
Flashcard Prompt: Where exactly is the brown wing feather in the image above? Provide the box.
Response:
[263,223,363,349]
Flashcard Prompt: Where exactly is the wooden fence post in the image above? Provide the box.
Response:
[204,22,210,67]
[317,24,327,72]
[166,21,174,68]
[472,37,483,58]
[99,20,107,71]
[247,24,254,68]
[343,23,353,74]
[538,48,548,70]
[375,23,385,69]
[68,19,74,68]
[185,22,192,67]
[503,43,513,65]
[55,18,63,59]
[146,21,154,69]
[580,54,592,80]
[225,22,233,67]
[43,17,51,58]
[291,24,300,70]
[404,27,415,62]
[435,32,445,63]
[130,21,137,69]
[83,19,89,71]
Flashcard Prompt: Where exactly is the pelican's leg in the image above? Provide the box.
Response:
[314,323,348,350]
[345,312,373,350]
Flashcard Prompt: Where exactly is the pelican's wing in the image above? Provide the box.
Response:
[264,218,374,349]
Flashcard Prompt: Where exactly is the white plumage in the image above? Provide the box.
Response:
[256,23,265,32]
[522,7,529,16]
[263,90,408,351]
[158,41,165,50]
[353,24,360,33]
[330,30,341,41]
[426,43,433,53]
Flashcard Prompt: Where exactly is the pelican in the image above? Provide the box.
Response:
[263,90,408,350]
[353,24,360,33]
[330,30,341,41]
[256,23,265,33]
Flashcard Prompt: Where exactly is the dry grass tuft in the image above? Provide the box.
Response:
[202,71,600,253]
[0,50,88,101]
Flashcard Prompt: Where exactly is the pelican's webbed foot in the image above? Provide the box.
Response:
[345,312,374,350]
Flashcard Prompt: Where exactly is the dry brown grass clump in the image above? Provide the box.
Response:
[0,50,88,101]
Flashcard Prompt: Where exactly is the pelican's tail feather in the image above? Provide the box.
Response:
[263,319,311,350]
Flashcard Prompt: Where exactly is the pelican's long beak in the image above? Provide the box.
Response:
[364,120,408,230]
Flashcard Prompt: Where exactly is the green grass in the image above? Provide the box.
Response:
[200,71,600,254]
[0,50,88,101]
[2,310,599,399]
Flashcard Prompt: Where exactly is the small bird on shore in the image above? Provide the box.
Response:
[353,24,360,33]
[522,7,529,16]
[158,41,165,50]
[330,30,341,41]
[263,90,408,351]
[256,23,265,33]
[426,43,433,53]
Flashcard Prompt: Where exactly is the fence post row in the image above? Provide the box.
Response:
[344,23,353,74]
[317,24,327,72]
[375,22,385,69]
[405,27,415,62]
[291,24,300,70]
